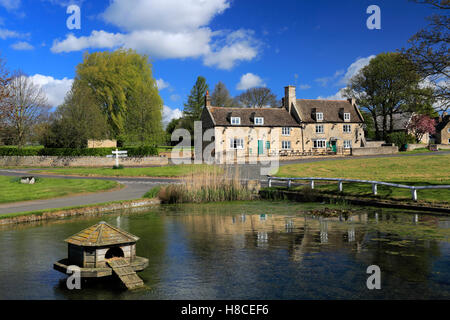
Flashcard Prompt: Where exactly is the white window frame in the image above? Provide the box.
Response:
[343,140,352,149]
[316,125,324,134]
[313,139,327,149]
[316,112,323,121]
[344,113,351,121]
[282,127,291,136]
[231,117,241,125]
[343,124,352,133]
[282,141,291,150]
[254,117,264,125]
[230,138,244,150]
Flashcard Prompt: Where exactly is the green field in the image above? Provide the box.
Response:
[0,176,119,204]
[273,154,450,204]
[34,164,220,178]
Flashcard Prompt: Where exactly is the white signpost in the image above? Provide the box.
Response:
[107,149,128,167]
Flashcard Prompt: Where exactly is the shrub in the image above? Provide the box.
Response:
[112,164,124,170]
[386,132,416,150]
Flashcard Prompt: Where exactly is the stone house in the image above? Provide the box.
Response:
[435,113,450,145]
[201,85,365,161]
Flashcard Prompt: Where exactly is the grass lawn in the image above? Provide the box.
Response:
[0,176,119,204]
[273,154,450,204]
[34,164,221,178]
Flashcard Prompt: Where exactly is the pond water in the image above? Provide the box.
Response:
[0,201,449,300]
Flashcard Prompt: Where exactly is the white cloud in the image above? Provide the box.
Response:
[317,55,376,100]
[0,0,21,10]
[203,29,259,70]
[315,70,344,87]
[51,0,260,70]
[236,73,265,91]
[28,74,73,107]
[0,28,29,40]
[299,84,311,90]
[102,0,229,32]
[11,41,34,50]
[163,105,182,125]
[156,78,169,90]
[338,55,376,86]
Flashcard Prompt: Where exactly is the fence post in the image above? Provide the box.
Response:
[288,179,292,189]
[411,188,417,202]
[338,181,343,192]
[268,178,272,188]
[310,180,315,189]
[372,183,377,195]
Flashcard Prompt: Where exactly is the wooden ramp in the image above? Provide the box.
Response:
[106,258,144,290]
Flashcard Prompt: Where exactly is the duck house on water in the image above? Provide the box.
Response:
[54,221,148,290]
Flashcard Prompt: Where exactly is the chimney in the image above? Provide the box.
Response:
[205,90,211,107]
[284,85,296,113]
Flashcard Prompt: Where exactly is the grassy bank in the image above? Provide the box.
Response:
[34,164,220,178]
[273,154,450,205]
[0,176,120,204]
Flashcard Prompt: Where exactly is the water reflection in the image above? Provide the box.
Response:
[0,202,449,300]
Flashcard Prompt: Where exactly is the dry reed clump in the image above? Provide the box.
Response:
[157,166,254,204]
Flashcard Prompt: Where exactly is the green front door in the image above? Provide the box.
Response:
[258,140,264,155]
[331,141,337,153]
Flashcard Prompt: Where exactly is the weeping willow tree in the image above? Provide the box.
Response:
[74,49,164,145]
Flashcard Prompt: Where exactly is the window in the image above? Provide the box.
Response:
[316,112,323,121]
[313,139,327,148]
[344,113,351,121]
[231,117,241,125]
[230,138,244,149]
[316,125,324,134]
[447,128,450,133]
[254,117,264,125]
[282,127,291,136]
[266,141,271,150]
[343,140,352,149]
[343,124,351,133]
[282,141,291,150]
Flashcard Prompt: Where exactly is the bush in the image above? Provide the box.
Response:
[0,146,159,157]
[386,132,416,150]
[112,164,124,170]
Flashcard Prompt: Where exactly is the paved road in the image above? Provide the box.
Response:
[0,170,178,215]
[1,151,448,214]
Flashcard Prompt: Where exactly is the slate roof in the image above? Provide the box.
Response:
[65,221,139,247]
[436,115,450,132]
[295,99,364,123]
[207,106,301,127]
[375,113,413,131]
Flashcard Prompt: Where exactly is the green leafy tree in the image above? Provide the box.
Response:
[211,81,234,107]
[42,84,110,148]
[124,82,164,146]
[344,52,434,140]
[74,49,163,140]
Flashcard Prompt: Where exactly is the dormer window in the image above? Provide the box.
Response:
[231,117,241,125]
[254,117,264,125]
[344,113,351,121]
[316,112,323,121]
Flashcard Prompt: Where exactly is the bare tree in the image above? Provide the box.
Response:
[236,87,278,108]
[403,0,449,111]
[3,72,50,146]
[211,81,234,107]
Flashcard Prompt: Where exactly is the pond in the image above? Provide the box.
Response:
[0,201,449,300]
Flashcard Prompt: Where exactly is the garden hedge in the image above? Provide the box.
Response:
[0,146,158,157]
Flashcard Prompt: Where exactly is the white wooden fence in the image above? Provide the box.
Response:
[267,176,450,202]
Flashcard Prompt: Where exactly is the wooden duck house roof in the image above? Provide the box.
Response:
[65,221,139,247]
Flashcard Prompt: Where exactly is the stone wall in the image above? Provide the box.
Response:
[406,143,428,151]
[351,146,398,156]
[365,141,386,148]
[87,139,117,148]
[0,156,168,167]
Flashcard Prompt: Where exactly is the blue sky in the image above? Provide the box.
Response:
[0,0,438,124]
